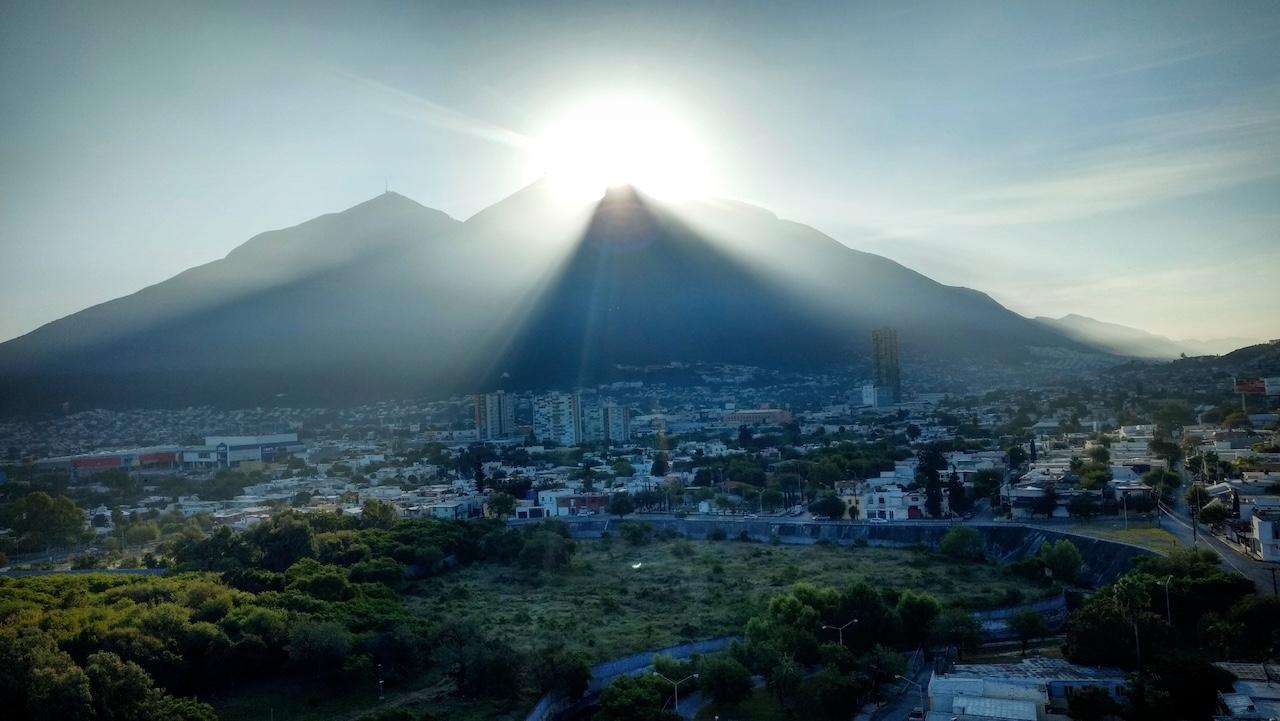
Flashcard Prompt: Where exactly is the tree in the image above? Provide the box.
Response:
[538,648,592,700]
[931,608,981,660]
[1008,609,1048,656]
[896,591,941,647]
[971,468,1004,502]
[1185,485,1210,509]
[149,697,219,721]
[650,452,670,477]
[939,526,985,561]
[1007,444,1028,468]
[124,521,160,548]
[85,651,158,721]
[9,492,86,549]
[1067,494,1100,518]
[1039,539,1083,584]
[596,673,680,721]
[947,471,970,514]
[1088,445,1110,465]
[361,499,398,529]
[611,459,636,478]
[767,655,802,705]
[1067,686,1121,721]
[1198,503,1230,525]
[1031,485,1059,518]
[608,492,636,519]
[698,654,752,706]
[808,494,846,519]
[617,522,654,548]
[287,619,353,675]
[485,492,517,520]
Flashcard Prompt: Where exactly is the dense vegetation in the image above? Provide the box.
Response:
[1063,548,1273,721]
[0,508,1056,721]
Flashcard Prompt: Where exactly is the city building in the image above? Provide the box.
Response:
[602,401,631,444]
[872,326,902,404]
[928,658,1126,721]
[861,383,896,408]
[721,407,793,426]
[534,392,581,447]
[182,433,304,470]
[474,391,516,440]
[1248,509,1280,562]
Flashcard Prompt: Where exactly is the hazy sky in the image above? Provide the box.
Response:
[2,1,1278,344]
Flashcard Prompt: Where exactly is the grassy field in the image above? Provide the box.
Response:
[216,537,1049,721]
[1062,525,1184,555]
[410,537,1052,660]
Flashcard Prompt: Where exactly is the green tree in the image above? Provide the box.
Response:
[896,591,941,647]
[361,499,399,529]
[1198,503,1230,525]
[1186,485,1211,509]
[538,648,592,700]
[1067,686,1121,721]
[767,655,802,705]
[619,522,652,546]
[287,619,353,675]
[85,651,159,721]
[650,452,670,477]
[939,526,985,561]
[698,654,752,706]
[1008,609,1048,656]
[1067,494,1100,518]
[808,494,846,519]
[1007,444,1029,467]
[9,492,86,549]
[1039,539,1083,584]
[931,608,981,660]
[485,492,517,519]
[608,492,636,519]
[596,673,680,721]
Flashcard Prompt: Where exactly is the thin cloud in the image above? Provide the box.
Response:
[319,64,531,149]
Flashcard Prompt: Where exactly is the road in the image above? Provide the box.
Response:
[872,658,930,721]
[1157,501,1279,595]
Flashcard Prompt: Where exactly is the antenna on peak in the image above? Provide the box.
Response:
[384,179,389,195]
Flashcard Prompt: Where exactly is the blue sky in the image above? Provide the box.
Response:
[1,1,1277,343]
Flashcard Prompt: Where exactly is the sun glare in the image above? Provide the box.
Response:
[533,95,712,202]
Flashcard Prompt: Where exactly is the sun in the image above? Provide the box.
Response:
[532,94,712,201]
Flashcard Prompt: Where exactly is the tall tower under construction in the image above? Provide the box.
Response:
[871,327,901,404]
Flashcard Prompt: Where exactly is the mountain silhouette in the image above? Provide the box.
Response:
[0,181,1092,412]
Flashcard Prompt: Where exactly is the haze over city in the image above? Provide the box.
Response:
[2,1,1278,345]
[3,5,1280,721]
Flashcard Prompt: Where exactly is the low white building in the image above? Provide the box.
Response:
[1250,510,1280,563]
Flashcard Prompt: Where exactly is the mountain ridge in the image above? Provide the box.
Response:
[0,182,1101,412]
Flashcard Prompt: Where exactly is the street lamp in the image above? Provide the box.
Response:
[653,672,699,711]
[822,618,859,646]
[896,674,926,714]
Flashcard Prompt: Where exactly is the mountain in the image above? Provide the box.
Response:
[0,182,1095,412]
[1035,314,1262,359]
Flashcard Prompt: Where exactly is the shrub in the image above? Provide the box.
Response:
[939,527,985,561]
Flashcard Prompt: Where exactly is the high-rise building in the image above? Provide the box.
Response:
[533,391,631,447]
[871,327,901,404]
[602,402,631,444]
[533,392,580,447]
[474,391,515,440]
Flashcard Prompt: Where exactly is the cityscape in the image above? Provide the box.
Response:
[2,3,1280,721]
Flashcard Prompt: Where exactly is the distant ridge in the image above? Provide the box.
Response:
[1035,314,1260,359]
